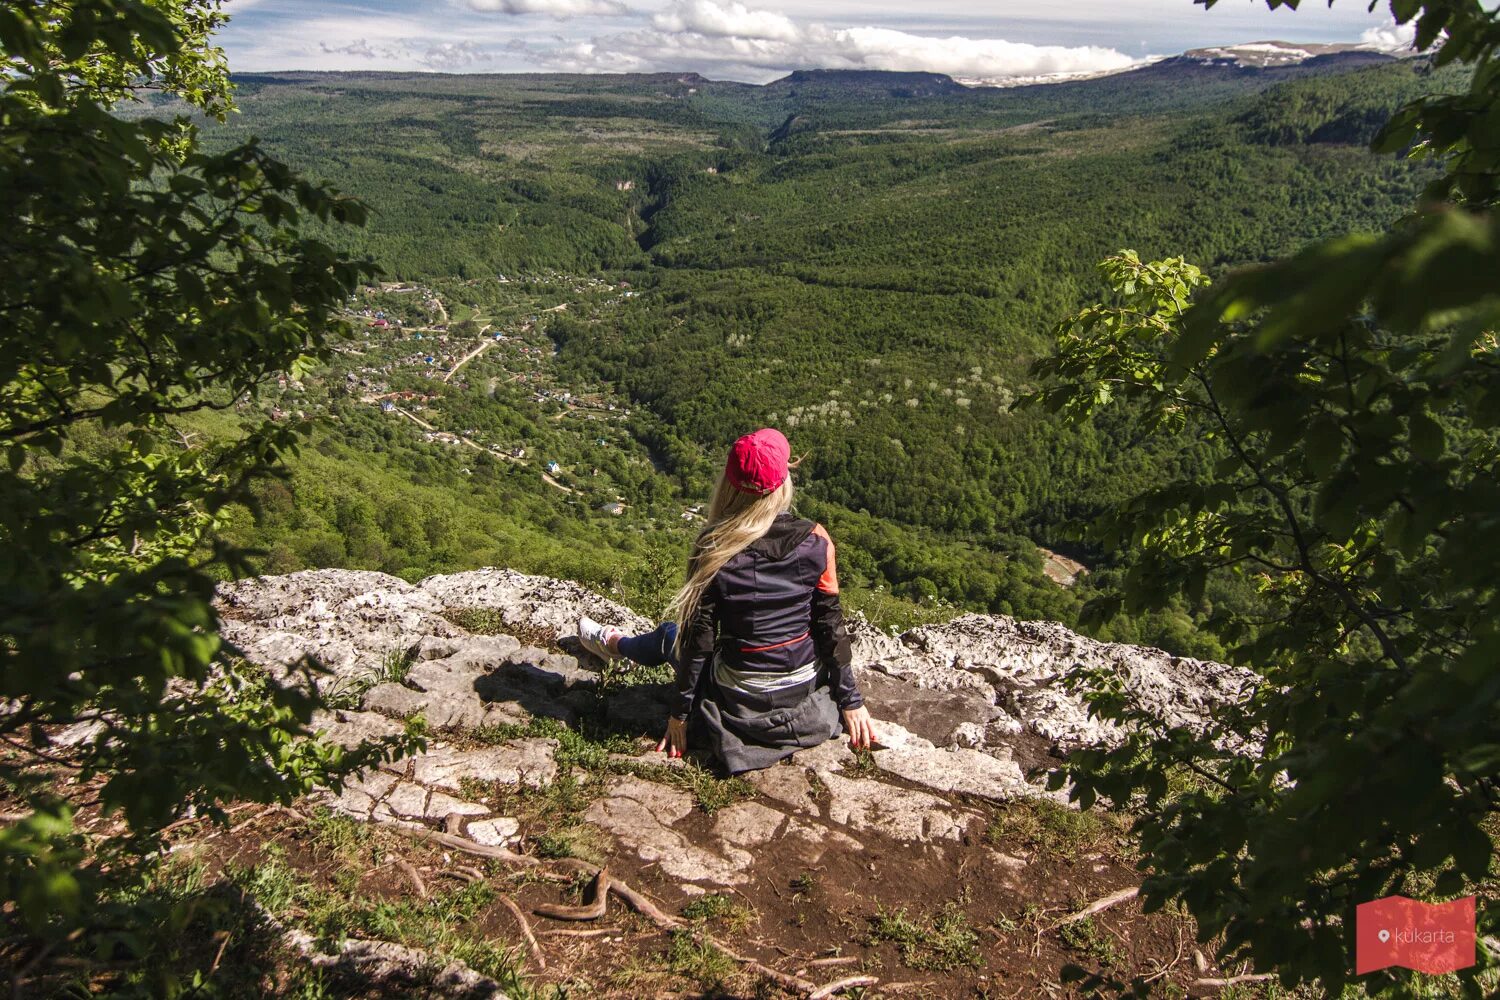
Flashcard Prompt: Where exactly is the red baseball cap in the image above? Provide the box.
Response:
[725,428,790,495]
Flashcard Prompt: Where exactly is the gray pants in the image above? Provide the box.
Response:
[690,676,843,775]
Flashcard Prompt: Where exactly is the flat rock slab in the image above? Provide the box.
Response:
[322,769,400,819]
[466,817,521,847]
[408,739,559,791]
[374,780,491,825]
[873,745,1032,802]
[743,764,820,816]
[222,568,1253,772]
[220,567,1259,882]
[217,569,461,681]
[491,648,597,694]
[710,800,856,865]
[418,568,652,639]
[860,670,1003,747]
[711,801,786,848]
[312,709,406,749]
[363,682,527,731]
[814,769,979,845]
[582,776,752,885]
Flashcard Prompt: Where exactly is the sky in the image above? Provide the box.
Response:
[219,0,1417,84]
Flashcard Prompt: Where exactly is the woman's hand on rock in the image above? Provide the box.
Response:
[842,705,874,750]
[657,716,688,758]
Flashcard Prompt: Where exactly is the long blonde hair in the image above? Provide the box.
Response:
[669,470,795,647]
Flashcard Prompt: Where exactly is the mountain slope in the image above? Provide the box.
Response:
[197,55,1458,657]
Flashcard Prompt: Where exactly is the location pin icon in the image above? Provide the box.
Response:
[1378,929,1391,943]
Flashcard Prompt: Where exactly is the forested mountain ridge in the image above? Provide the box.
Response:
[196,53,1456,657]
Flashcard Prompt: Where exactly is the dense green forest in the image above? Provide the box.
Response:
[196,54,1460,655]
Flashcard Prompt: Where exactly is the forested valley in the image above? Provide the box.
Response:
[194,53,1454,657]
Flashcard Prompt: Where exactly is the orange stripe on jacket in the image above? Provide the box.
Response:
[740,631,811,653]
[811,523,839,594]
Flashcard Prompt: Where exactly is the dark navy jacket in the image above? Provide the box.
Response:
[674,513,861,718]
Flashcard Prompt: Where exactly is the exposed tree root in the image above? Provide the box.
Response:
[395,858,428,899]
[802,956,860,969]
[1052,886,1139,928]
[380,821,538,866]
[364,814,877,997]
[495,892,546,971]
[533,868,610,920]
[1190,972,1274,993]
[807,976,879,999]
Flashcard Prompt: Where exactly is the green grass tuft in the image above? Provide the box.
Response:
[1057,915,1121,969]
[665,929,738,990]
[681,892,756,934]
[984,797,1116,862]
[867,902,981,972]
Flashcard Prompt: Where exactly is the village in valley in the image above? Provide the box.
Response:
[261,273,705,527]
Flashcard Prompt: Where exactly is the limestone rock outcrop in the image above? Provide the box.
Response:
[217,568,1256,889]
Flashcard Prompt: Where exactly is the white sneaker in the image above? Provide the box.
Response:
[577,616,620,661]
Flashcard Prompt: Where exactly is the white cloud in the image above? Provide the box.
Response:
[465,0,630,17]
[220,0,1395,80]
[531,1,1138,82]
[652,0,799,42]
[423,40,491,68]
[1360,21,1418,53]
[313,28,499,70]
[318,38,405,60]
[817,26,1136,79]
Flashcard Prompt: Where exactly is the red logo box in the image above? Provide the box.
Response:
[1356,895,1476,975]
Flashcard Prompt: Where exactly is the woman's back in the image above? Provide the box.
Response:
[711,513,836,676]
[587,426,873,771]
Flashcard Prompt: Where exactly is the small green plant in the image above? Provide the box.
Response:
[285,967,337,1000]
[665,929,738,990]
[620,538,687,622]
[867,903,981,972]
[232,853,535,996]
[985,798,1111,862]
[533,824,607,864]
[1058,915,1121,969]
[442,607,509,635]
[601,658,674,689]
[305,807,374,867]
[843,747,881,779]
[458,775,493,804]
[842,586,954,635]
[377,645,417,685]
[610,758,754,815]
[681,765,755,815]
[682,893,755,933]
[325,645,418,707]
[237,850,300,915]
[534,831,576,859]
[473,715,635,772]
[322,673,374,710]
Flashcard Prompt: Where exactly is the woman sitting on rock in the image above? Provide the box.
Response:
[578,427,875,774]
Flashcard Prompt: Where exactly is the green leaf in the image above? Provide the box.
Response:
[1407,409,1445,461]
[1450,821,1494,880]
[1304,419,1344,476]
